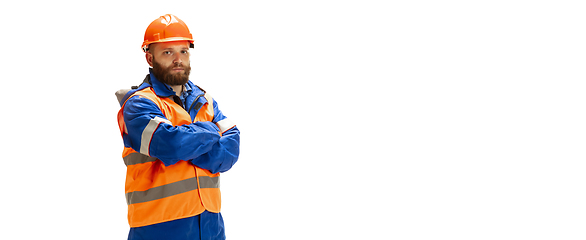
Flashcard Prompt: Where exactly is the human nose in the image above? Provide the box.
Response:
[173,54,182,64]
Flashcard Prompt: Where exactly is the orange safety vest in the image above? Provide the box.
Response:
[117,87,221,228]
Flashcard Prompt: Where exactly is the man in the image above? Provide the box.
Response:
[116,14,240,240]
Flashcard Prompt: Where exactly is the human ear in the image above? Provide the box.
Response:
[146,52,154,67]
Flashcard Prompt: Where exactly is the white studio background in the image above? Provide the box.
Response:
[0,0,585,239]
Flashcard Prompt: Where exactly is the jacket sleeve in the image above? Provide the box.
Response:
[123,95,221,166]
[191,99,240,173]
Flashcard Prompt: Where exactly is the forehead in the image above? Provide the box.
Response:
[151,41,190,51]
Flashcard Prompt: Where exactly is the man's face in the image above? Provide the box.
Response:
[147,41,192,86]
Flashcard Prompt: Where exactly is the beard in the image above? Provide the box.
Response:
[151,59,191,86]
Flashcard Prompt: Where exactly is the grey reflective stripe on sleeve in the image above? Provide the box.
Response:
[216,118,236,133]
[140,116,172,155]
[126,176,221,205]
[198,176,220,188]
[124,152,158,166]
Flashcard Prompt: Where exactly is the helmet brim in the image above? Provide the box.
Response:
[142,38,195,52]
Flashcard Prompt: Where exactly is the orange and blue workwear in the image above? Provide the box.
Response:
[116,69,239,240]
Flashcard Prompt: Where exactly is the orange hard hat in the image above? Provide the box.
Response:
[142,14,194,52]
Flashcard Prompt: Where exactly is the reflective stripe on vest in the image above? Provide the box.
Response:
[126,176,220,205]
[124,152,157,166]
[118,87,221,228]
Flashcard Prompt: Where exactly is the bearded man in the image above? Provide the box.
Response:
[115,14,240,240]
